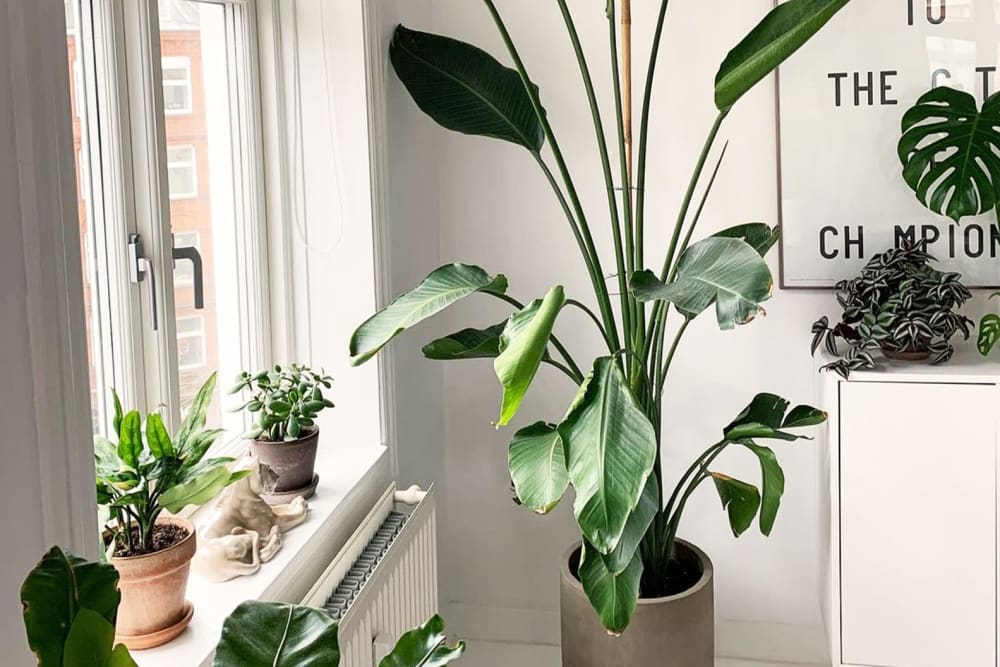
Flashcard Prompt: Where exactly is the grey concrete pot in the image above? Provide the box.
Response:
[250,427,319,495]
[560,539,714,667]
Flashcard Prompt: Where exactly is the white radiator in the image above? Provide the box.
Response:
[301,484,438,667]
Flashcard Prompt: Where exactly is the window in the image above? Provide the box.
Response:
[65,0,269,443]
[161,57,192,114]
[167,145,198,199]
[176,315,207,370]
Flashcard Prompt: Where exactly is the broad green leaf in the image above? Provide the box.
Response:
[715,0,851,111]
[711,473,761,537]
[508,422,568,514]
[579,540,643,634]
[20,547,121,667]
[494,286,566,426]
[108,645,138,667]
[713,223,780,257]
[176,373,217,454]
[422,323,505,360]
[979,314,1000,356]
[390,25,544,151]
[111,389,123,438]
[145,413,174,459]
[63,609,116,667]
[602,475,657,575]
[117,411,142,470]
[741,443,785,535]
[379,615,466,667]
[899,87,1000,222]
[212,601,340,667]
[351,264,507,366]
[632,237,773,330]
[180,428,226,472]
[159,466,233,514]
[560,358,657,554]
[782,404,828,428]
[94,436,119,478]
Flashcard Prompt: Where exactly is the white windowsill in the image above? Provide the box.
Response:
[138,443,392,667]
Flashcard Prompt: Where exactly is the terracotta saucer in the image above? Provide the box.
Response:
[263,474,319,506]
[117,601,194,651]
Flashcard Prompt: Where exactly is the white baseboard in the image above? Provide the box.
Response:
[445,602,828,665]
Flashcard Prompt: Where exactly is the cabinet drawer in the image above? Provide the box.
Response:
[840,382,996,667]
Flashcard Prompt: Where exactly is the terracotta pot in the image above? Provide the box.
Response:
[881,346,932,362]
[560,539,714,667]
[250,427,319,495]
[112,516,196,650]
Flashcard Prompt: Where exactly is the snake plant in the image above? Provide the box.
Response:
[351,0,849,632]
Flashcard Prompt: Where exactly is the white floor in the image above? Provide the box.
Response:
[462,640,816,667]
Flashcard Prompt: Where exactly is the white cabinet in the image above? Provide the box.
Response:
[822,359,1000,667]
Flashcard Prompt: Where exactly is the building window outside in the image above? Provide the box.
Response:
[162,56,193,115]
[167,145,198,199]
[176,315,207,370]
[173,231,200,286]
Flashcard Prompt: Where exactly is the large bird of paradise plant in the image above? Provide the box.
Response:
[351,0,850,632]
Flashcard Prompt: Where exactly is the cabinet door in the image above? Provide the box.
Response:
[840,382,997,667]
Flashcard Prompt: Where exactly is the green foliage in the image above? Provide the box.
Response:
[213,601,464,667]
[230,364,334,442]
[351,1,843,631]
[898,86,1000,223]
[20,547,136,667]
[96,374,244,555]
[715,0,851,110]
[979,299,1000,356]
[811,243,973,377]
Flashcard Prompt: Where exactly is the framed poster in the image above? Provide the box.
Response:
[777,0,1000,288]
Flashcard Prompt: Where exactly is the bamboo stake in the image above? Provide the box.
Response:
[622,0,633,182]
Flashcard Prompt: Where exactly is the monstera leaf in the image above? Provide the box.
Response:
[213,602,341,666]
[21,547,135,667]
[350,264,508,366]
[578,540,643,635]
[899,87,1000,222]
[631,237,773,330]
[716,0,851,111]
[494,287,566,426]
[560,358,657,555]
[980,313,1000,356]
[390,25,545,152]
[508,422,568,514]
[378,615,465,667]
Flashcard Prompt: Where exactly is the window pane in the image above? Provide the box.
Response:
[160,0,249,435]
[66,0,105,433]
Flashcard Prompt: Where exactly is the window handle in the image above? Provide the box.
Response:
[127,233,159,331]
[172,243,204,310]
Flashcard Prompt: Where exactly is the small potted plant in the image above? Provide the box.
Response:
[95,373,247,650]
[229,364,334,503]
[810,242,973,377]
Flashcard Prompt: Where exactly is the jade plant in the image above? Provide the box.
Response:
[21,547,464,667]
[229,364,334,442]
[349,0,848,632]
[96,373,248,556]
[811,243,973,377]
[897,86,1000,355]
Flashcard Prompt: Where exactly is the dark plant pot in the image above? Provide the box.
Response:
[250,427,319,495]
[112,516,196,650]
[881,346,931,362]
[560,539,714,667]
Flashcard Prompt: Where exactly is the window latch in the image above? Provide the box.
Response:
[172,241,205,310]
[127,233,158,331]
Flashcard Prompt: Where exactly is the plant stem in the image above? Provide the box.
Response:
[658,317,691,391]
[567,298,608,341]
[483,0,621,356]
[670,143,729,282]
[545,358,584,384]
[635,0,672,273]
[555,0,631,364]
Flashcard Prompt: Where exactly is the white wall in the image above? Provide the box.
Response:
[382,0,857,661]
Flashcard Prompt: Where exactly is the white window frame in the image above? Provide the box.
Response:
[166,144,198,199]
[161,56,193,115]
